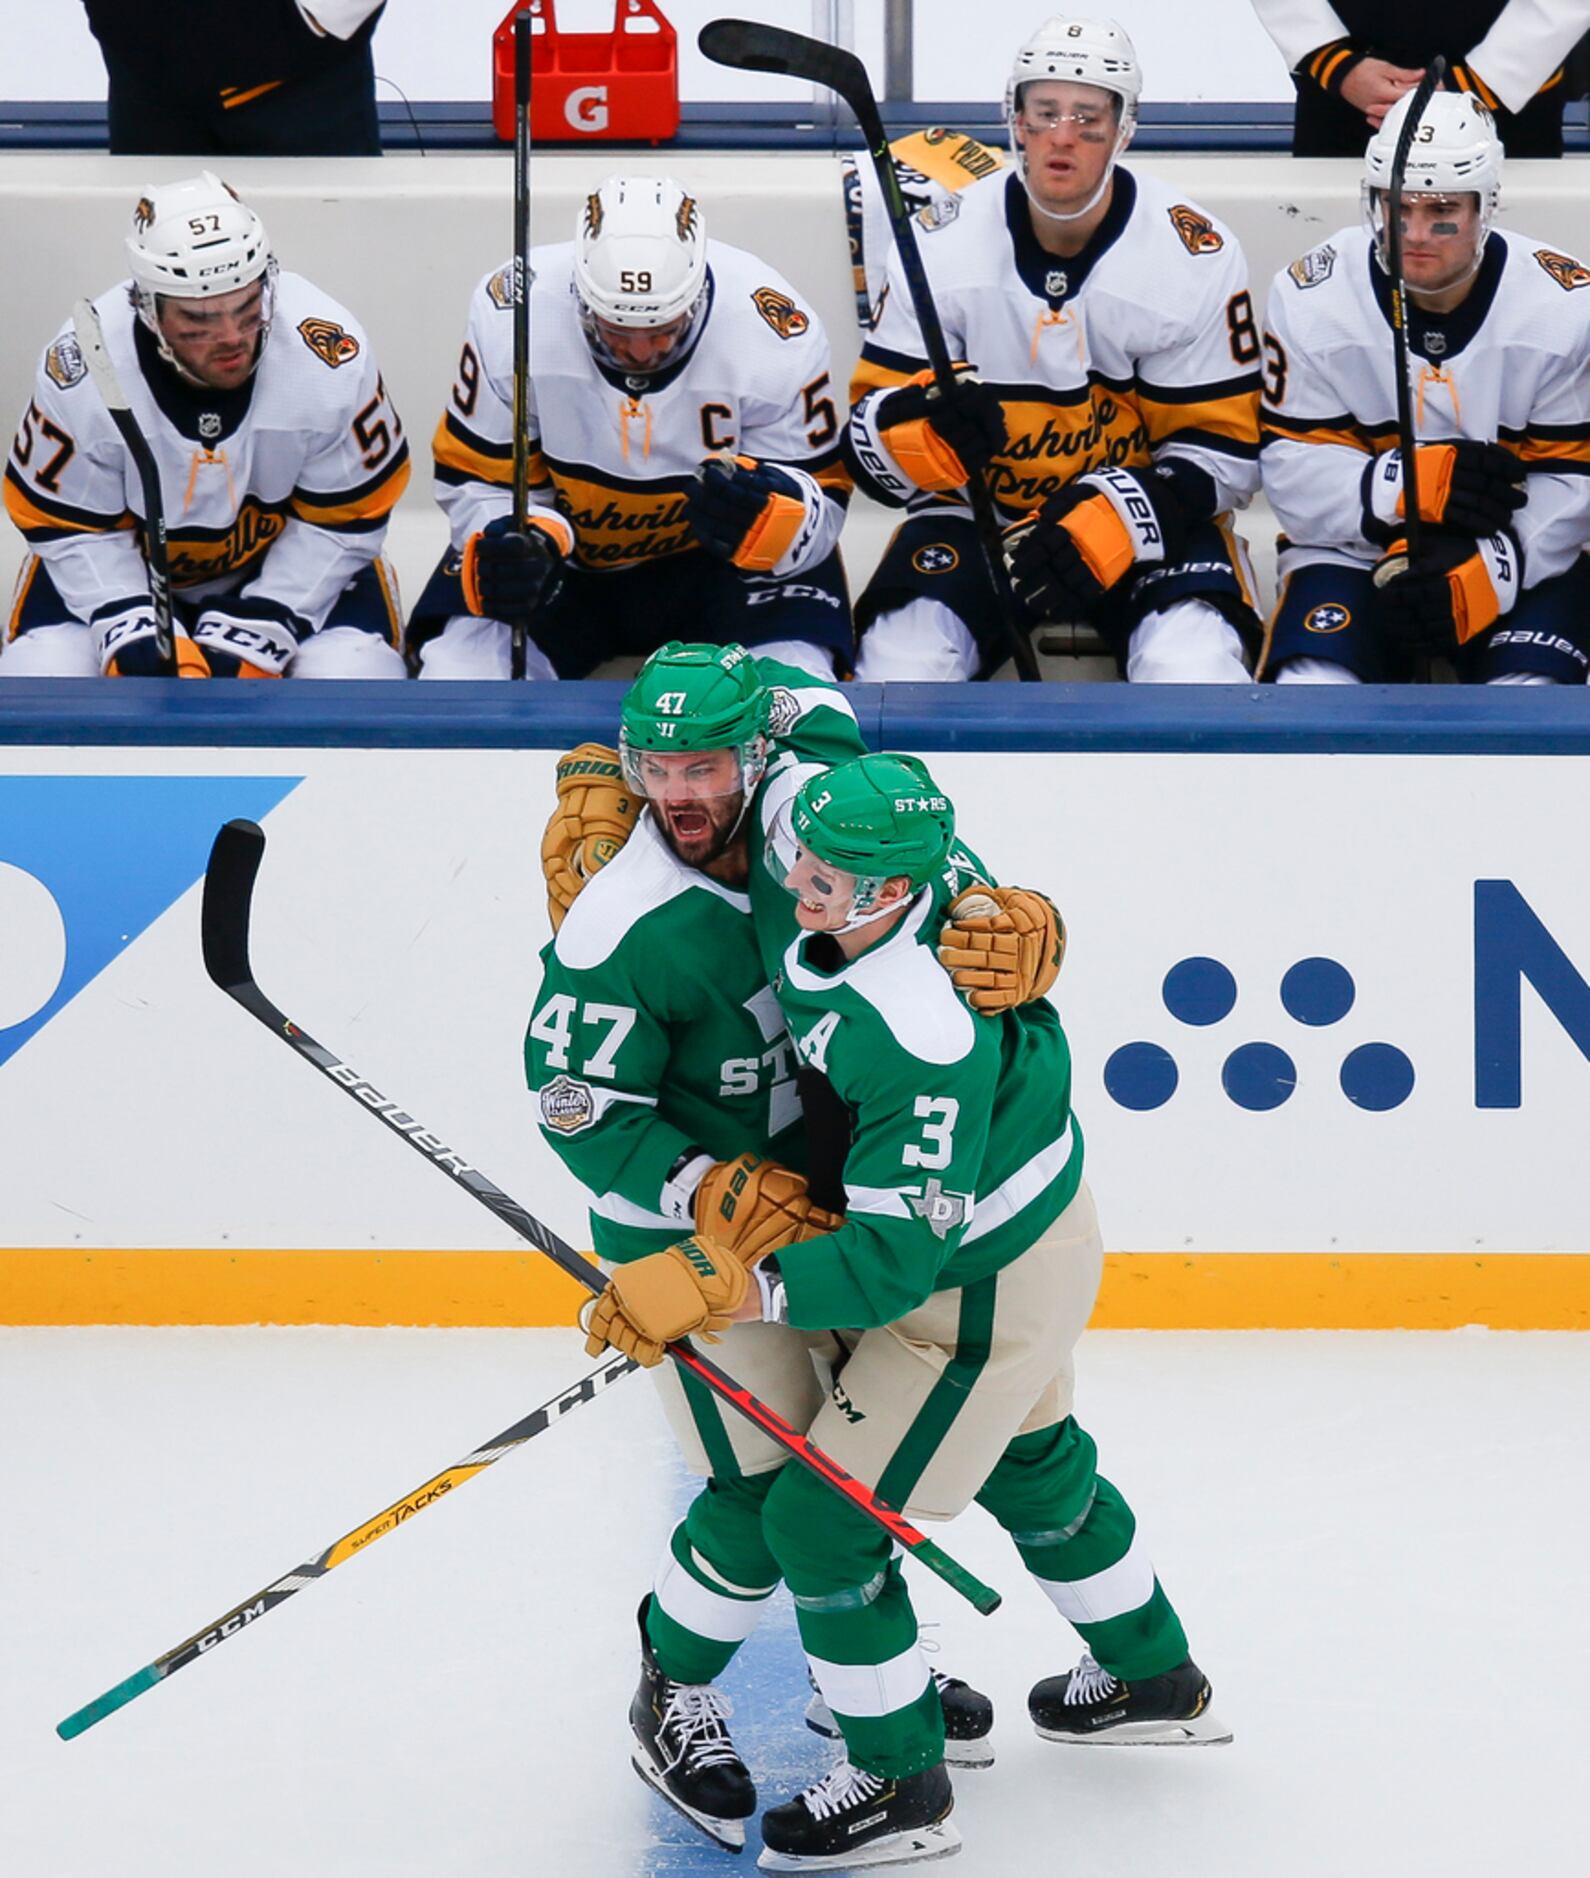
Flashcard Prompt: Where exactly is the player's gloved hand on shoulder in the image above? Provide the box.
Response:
[1362,441,1526,543]
[189,595,306,678]
[460,515,562,626]
[693,1152,844,1262]
[937,884,1066,1014]
[541,742,640,933]
[1003,464,1186,623]
[91,598,209,678]
[1373,530,1521,656]
[872,366,1008,493]
[580,1234,752,1367]
[685,455,825,575]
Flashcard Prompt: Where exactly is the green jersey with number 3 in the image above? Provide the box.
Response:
[525,658,865,1262]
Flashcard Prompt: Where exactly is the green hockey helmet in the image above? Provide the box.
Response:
[785,752,955,926]
[619,641,772,799]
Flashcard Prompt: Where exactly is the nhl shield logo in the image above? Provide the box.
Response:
[198,411,223,441]
[1423,331,1448,357]
[1043,268,1069,299]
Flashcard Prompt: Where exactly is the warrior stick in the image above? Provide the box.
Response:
[72,298,176,674]
[699,18,1042,682]
[57,1352,637,1739]
[1376,57,1447,586]
[509,8,534,680]
[196,819,1003,1616]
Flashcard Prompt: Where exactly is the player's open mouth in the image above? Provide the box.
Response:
[669,807,711,840]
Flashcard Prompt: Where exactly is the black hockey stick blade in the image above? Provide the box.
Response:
[699,19,866,105]
[201,818,267,995]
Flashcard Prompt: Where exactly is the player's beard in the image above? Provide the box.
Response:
[654,789,747,875]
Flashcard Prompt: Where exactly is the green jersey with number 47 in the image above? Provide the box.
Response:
[525,656,865,1262]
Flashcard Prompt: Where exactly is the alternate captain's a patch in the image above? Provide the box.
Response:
[750,287,809,340]
[1534,248,1590,291]
[297,318,361,368]
[1168,205,1223,255]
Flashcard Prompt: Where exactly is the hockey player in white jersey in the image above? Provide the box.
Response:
[408,176,854,680]
[1260,90,1590,684]
[843,16,1263,682]
[2,174,409,679]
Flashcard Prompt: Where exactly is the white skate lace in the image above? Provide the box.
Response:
[1065,1653,1119,1706]
[800,1760,886,1821]
[659,1683,741,1774]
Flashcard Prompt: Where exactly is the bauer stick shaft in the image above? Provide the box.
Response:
[72,298,176,674]
[509,9,534,680]
[1382,57,1447,571]
[57,1351,637,1739]
[699,19,1041,681]
[199,819,1001,1618]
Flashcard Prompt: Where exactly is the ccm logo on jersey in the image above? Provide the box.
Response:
[1533,249,1590,291]
[297,318,361,368]
[1168,205,1223,255]
[750,287,810,340]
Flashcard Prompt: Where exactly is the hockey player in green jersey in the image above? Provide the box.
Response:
[528,644,1056,1851]
[584,751,1227,1873]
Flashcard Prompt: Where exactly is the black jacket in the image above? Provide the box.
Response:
[83,1,384,101]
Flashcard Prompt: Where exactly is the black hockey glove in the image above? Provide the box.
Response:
[91,598,207,678]
[189,596,307,678]
[1373,531,1521,657]
[1362,441,1526,544]
[461,516,562,627]
[872,367,1008,491]
[684,455,820,573]
[1003,465,1187,623]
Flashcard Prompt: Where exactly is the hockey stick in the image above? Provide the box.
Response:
[198,819,1003,1616]
[1374,56,1447,587]
[57,1351,637,1740]
[508,8,534,680]
[72,298,176,674]
[699,19,1041,682]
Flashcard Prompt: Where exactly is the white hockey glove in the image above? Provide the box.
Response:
[190,597,307,678]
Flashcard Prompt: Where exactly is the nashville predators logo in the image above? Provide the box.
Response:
[675,194,700,242]
[1168,205,1223,255]
[1304,602,1352,635]
[297,317,361,368]
[133,196,156,232]
[1533,248,1590,291]
[750,287,809,340]
[583,192,604,238]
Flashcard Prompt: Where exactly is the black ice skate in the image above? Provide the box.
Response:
[805,1668,995,1769]
[629,1603,756,1851]
[757,1759,959,1872]
[1028,1651,1231,1745]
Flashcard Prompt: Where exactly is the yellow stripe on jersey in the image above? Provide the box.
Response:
[545,463,695,569]
[165,499,289,587]
[1261,410,1376,455]
[850,354,918,405]
[3,465,132,539]
[1138,384,1259,454]
[289,448,411,528]
[1507,427,1590,471]
[432,411,533,489]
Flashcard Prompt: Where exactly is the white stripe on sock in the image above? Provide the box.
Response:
[1031,1531,1157,1624]
[652,1542,772,1645]
[804,1641,931,1719]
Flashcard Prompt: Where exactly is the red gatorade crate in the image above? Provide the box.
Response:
[492,0,680,144]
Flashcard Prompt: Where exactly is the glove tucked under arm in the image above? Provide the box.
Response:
[1373,531,1521,655]
[460,513,565,626]
[540,741,640,933]
[693,1152,845,1260]
[1003,464,1187,623]
[684,456,833,578]
[937,885,1066,1013]
[580,1234,751,1367]
[1361,441,1526,544]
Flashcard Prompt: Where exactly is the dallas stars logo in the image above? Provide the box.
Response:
[906,1177,971,1241]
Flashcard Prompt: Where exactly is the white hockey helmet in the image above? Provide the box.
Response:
[1004,17,1141,223]
[1362,90,1503,273]
[125,173,278,369]
[573,176,709,375]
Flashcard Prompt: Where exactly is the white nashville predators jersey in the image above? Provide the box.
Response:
[432,239,850,574]
[1262,226,1590,586]
[3,272,409,633]
[851,165,1261,522]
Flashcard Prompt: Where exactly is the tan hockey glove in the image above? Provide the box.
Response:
[937,885,1066,1014]
[693,1152,845,1261]
[580,1235,751,1367]
[540,742,641,933]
